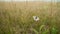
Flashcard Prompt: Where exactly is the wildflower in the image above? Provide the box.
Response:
[33,16,39,21]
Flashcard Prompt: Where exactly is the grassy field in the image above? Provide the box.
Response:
[0,2,60,34]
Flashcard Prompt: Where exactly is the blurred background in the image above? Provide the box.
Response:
[0,0,60,34]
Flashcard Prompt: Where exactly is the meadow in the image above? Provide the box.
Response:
[0,2,60,34]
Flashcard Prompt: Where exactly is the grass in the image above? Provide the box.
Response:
[0,2,60,34]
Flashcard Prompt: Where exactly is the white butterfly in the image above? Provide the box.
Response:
[33,16,39,21]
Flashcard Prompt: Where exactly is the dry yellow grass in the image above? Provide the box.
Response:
[0,2,60,34]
